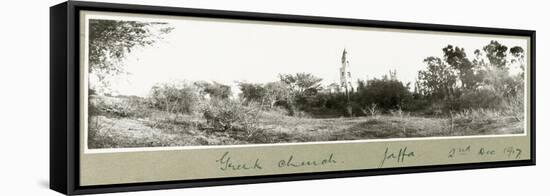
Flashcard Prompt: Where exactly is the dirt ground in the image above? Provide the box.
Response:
[88,110,524,149]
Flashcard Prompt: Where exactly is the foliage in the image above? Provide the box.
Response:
[88,116,118,148]
[442,45,480,89]
[457,89,503,109]
[354,77,411,111]
[279,73,323,97]
[501,90,524,121]
[278,73,323,115]
[416,40,525,112]
[89,95,151,118]
[200,99,261,136]
[89,19,173,90]
[360,103,380,118]
[149,81,200,115]
[238,81,291,110]
[417,57,459,100]
[483,40,509,69]
[194,81,232,99]
[238,82,267,104]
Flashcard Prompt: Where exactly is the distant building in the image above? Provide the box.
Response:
[326,82,341,94]
[389,69,397,81]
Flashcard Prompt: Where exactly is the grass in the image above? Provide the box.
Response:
[88,99,524,149]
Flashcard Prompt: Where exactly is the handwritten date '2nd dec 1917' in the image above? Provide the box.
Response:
[448,145,522,159]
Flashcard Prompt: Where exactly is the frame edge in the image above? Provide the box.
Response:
[50,1,70,195]
[52,1,536,195]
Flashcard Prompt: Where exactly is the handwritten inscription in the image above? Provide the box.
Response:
[278,153,337,168]
[216,152,263,171]
[448,145,471,158]
[379,147,415,168]
[214,144,523,172]
[448,145,523,159]
[503,146,522,159]
[216,152,338,172]
[478,147,496,156]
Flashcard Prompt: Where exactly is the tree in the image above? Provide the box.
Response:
[442,45,480,89]
[238,81,291,109]
[278,73,323,97]
[415,40,526,112]
[416,57,459,100]
[510,46,526,73]
[476,42,524,98]
[264,81,291,108]
[238,82,267,104]
[194,81,232,99]
[483,40,509,69]
[149,82,200,116]
[89,19,173,89]
[278,73,323,114]
[355,77,411,110]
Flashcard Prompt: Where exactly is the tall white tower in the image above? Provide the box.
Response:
[339,48,353,116]
[339,49,353,93]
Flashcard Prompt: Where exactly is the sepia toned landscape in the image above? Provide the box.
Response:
[85,18,527,149]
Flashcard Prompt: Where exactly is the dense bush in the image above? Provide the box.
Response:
[354,78,412,112]
[149,82,200,115]
[200,99,261,136]
[501,91,524,121]
[238,82,267,104]
[194,81,232,99]
[457,89,503,109]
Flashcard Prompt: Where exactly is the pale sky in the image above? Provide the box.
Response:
[85,11,528,97]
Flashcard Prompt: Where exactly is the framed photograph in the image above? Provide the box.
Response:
[50,1,535,195]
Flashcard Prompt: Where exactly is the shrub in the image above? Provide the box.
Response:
[354,78,411,111]
[403,97,431,112]
[453,108,501,124]
[149,81,200,115]
[125,96,153,118]
[457,89,503,110]
[194,81,232,99]
[238,82,267,104]
[501,92,524,121]
[200,99,261,137]
[89,95,151,118]
[360,103,380,118]
[102,100,132,117]
[87,116,118,148]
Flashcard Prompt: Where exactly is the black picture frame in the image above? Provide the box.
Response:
[50,1,536,195]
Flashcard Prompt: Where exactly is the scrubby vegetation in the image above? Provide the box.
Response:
[88,39,526,148]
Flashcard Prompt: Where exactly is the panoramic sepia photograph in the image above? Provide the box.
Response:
[84,14,528,149]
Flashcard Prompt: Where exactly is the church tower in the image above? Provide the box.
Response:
[339,48,353,116]
[340,49,353,93]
